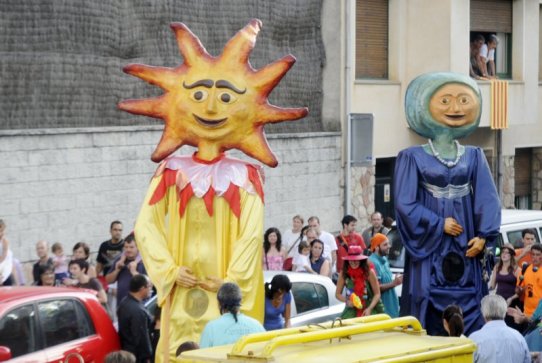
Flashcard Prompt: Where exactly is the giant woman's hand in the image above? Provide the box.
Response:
[199,276,223,293]
[466,237,486,257]
[444,218,463,236]
[176,266,197,288]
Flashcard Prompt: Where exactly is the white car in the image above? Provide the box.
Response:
[144,271,345,328]
[264,271,345,327]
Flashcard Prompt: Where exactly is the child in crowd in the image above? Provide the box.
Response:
[51,242,69,284]
[293,240,315,273]
[442,304,465,337]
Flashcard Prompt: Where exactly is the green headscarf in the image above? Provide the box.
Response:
[404,72,482,140]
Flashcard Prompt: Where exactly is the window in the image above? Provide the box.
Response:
[0,305,38,358]
[507,230,539,249]
[355,0,389,79]
[38,299,94,348]
[314,283,329,308]
[470,0,513,79]
[387,227,405,269]
[291,282,324,314]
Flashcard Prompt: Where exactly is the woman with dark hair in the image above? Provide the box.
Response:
[63,241,98,286]
[37,265,56,287]
[489,244,520,305]
[490,243,522,329]
[264,274,292,330]
[335,245,381,318]
[309,239,330,277]
[73,241,97,277]
[262,227,287,271]
[442,304,464,337]
[200,282,264,348]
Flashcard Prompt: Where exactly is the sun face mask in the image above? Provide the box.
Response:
[118,19,308,167]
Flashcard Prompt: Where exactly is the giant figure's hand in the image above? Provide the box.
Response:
[444,218,463,236]
[199,276,223,293]
[176,266,197,288]
[466,237,486,257]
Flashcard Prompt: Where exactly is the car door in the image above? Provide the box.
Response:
[37,299,99,363]
[0,304,47,362]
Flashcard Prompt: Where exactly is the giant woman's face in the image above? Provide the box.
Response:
[428,83,480,129]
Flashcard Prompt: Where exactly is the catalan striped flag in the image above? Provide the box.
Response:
[490,79,508,129]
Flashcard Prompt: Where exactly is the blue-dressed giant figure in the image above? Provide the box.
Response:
[394,72,501,335]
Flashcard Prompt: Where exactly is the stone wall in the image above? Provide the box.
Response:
[502,155,515,209]
[350,165,375,230]
[0,128,342,266]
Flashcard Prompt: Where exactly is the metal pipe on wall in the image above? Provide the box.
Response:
[344,0,354,215]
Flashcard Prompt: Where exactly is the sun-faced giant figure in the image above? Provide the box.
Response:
[394,72,500,336]
[119,19,307,362]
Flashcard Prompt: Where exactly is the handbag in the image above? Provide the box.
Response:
[283,236,301,271]
[283,257,293,271]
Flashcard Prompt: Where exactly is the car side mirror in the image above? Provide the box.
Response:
[0,346,12,362]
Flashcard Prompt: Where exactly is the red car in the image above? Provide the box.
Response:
[0,286,120,362]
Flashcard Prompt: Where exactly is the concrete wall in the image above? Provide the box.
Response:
[0,129,342,264]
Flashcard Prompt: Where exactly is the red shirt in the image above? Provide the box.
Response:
[336,232,366,273]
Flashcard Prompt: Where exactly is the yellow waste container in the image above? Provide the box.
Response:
[177,315,475,363]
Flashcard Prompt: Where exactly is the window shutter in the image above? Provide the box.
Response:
[470,0,513,33]
[356,0,388,79]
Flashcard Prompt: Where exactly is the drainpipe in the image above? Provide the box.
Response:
[344,0,354,215]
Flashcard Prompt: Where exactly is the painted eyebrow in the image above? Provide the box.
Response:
[216,80,246,94]
[183,79,214,89]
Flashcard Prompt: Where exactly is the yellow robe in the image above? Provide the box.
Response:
[134,158,264,362]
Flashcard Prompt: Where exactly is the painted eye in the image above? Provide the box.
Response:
[458,96,470,105]
[218,92,237,104]
[191,90,208,102]
[440,97,450,105]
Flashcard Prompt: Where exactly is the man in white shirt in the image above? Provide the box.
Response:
[307,216,337,270]
[479,35,499,78]
[282,215,304,258]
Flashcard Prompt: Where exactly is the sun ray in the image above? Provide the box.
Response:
[118,97,165,119]
[252,55,296,96]
[170,22,212,66]
[221,19,262,67]
[151,126,185,162]
[257,105,309,124]
[236,129,278,167]
[123,64,179,91]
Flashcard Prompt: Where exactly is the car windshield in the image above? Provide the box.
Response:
[387,228,405,268]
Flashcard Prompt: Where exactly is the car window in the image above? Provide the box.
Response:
[38,299,94,348]
[0,304,39,358]
[291,282,321,314]
[507,230,540,249]
[387,228,405,268]
[314,283,329,308]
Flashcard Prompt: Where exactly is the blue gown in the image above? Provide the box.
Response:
[394,145,500,335]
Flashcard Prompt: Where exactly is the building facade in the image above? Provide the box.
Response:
[348,0,542,224]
